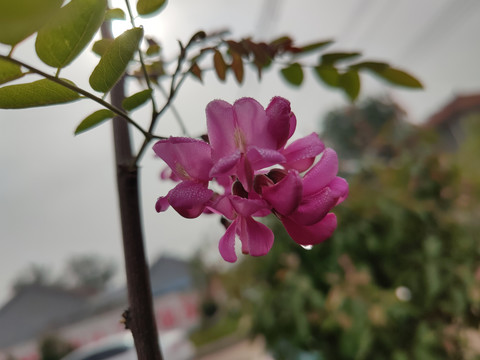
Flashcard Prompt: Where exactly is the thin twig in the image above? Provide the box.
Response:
[124,0,158,115]
[155,81,189,136]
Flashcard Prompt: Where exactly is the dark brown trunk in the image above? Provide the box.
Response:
[102,21,163,360]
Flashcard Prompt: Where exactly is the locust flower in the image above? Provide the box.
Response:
[153,97,348,262]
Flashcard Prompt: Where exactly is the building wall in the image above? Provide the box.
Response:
[0,291,199,360]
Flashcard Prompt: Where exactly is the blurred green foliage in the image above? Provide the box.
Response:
[222,100,480,359]
[39,335,73,360]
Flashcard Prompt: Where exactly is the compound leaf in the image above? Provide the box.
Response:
[351,62,423,88]
[213,50,227,81]
[0,78,80,108]
[373,67,423,88]
[35,0,107,69]
[105,8,126,20]
[92,39,114,57]
[89,27,143,93]
[281,62,304,86]
[190,63,202,82]
[349,61,389,72]
[75,109,114,135]
[137,0,166,16]
[339,70,361,101]
[0,0,63,46]
[299,40,333,54]
[322,52,361,64]
[314,64,340,87]
[231,52,244,84]
[0,58,24,85]
[122,89,152,111]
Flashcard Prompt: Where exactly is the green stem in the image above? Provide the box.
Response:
[0,54,150,138]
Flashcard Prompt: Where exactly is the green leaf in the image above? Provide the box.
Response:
[322,52,361,64]
[0,79,80,108]
[92,39,114,57]
[314,64,340,87]
[281,63,304,86]
[0,0,63,46]
[105,8,126,20]
[136,0,167,16]
[349,61,423,88]
[349,61,389,72]
[339,70,361,101]
[269,36,293,52]
[144,61,165,78]
[75,109,114,135]
[299,40,333,54]
[35,0,107,69]
[0,58,24,85]
[146,44,161,56]
[122,89,152,111]
[89,27,143,93]
[372,67,423,88]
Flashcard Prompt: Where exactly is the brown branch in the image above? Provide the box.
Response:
[101,19,163,360]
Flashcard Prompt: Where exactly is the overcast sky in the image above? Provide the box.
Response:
[1,0,479,306]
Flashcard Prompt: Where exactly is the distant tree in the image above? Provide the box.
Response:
[11,254,117,294]
[12,264,53,292]
[65,254,117,294]
[320,97,411,161]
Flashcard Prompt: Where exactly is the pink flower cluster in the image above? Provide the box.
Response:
[153,97,348,262]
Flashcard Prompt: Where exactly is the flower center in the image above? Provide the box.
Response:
[233,127,247,153]
[175,163,191,180]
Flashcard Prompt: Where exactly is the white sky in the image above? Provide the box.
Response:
[1,0,479,305]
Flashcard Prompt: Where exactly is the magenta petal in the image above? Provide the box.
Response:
[230,195,269,217]
[281,213,337,246]
[290,176,348,225]
[288,113,297,139]
[209,151,241,178]
[160,167,180,182]
[237,217,249,254]
[155,196,170,213]
[303,148,339,196]
[266,96,294,149]
[286,158,315,172]
[246,146,286,171]
[262,170,302,215]
[329,177,349,204]
[236,154,254,191]
[207,194,235,220]
[240,217,274,257]
[206,100,236,161]
[219,220,238,263]
[282,133,325,172]
[290,186,339,225]
[153,137,213,181]
[167,181,213,218]
[233,98,276,150]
